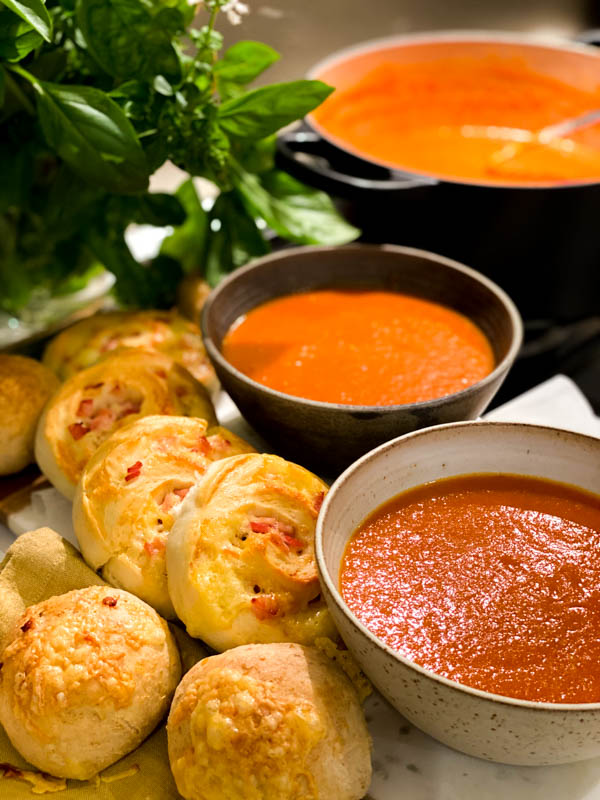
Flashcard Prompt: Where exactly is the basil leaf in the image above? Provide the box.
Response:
[76,0,181,82]
[160,179,209,273]
[0,0,51,42]
[144,0,194,27]
[0,9,42,60]
[215,41,279,84]
[218,80,334,140]
[204,190,269,286]
[235,133,276,175]
[34,81,149,193]
[109,193,185,226]
[153,6,184,35]
[232,164,360,246]
[85,225,159,307]
[136,193,186,226]
[38,165,104,240]
[0,142,32,211]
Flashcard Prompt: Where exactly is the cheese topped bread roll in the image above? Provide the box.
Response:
[43,309,216,393]
[0,586,181,780]
[35,350,216,499]
[167,643,372,800]
[167,453,336,650]
[0,355,59,475]
[74,415,256,619]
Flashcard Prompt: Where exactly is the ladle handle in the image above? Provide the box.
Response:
[275,128,437,198]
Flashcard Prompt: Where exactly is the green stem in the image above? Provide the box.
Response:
[3,69,35,115]
[205,2,220,52]
[201,1,221,94]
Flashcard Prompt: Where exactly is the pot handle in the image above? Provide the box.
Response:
[276,129,437,197]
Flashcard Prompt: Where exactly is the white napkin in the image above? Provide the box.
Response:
[483,374,600,437]
[1,375,598,554]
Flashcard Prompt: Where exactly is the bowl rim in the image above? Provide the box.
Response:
[201,243,523,415]
[305,29,600,191]
[315,418,600,712]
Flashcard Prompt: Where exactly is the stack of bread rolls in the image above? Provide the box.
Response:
[0,310,373,799]
[42,309,217,393]
[73,415,256,618]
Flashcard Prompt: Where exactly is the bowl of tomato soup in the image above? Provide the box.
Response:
[276,32,600,323]
[316,421,600,765]
[202,244,522,474]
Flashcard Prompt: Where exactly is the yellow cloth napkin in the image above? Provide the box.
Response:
[0,528,208,798]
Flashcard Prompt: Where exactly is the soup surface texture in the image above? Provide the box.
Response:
[312,55,600,185]
[340,474,600,703]
[221,289,494,406]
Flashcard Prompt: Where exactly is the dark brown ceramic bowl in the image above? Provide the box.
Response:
[201,244,523,475]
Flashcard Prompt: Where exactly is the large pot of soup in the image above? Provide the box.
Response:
[276,32,600,323]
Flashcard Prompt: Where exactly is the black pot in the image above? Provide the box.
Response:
[276,32,600,325]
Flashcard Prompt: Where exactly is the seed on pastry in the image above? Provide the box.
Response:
[42,309,217,393]
[167,643,372,800]
[0,586,181,780]
[167,453,336,650]
[35,349,216,499]
[74,415,256,618]
[0,355,59,475]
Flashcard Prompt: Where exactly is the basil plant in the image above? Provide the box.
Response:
[0,0,358,313]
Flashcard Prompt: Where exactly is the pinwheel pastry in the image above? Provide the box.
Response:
[42,309,217,393]
[167,643,372,800]
[167,453,336,651]
[0,354,59,475]
[0,585,181,780]
[73,415,256,619]
[35,349,216,499]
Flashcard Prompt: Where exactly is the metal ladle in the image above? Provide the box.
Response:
[460,108,600,166]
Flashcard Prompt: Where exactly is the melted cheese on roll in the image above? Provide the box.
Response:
[42,309,217,394]
[0,586,181,780]
[167,643,372,800]
[0,355,59,475]
[167,453,335,650]
[35,350,216,499]
[74,415,256,618]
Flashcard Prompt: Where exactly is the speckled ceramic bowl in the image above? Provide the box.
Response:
[202,244,522,475]
[316,421,600,766]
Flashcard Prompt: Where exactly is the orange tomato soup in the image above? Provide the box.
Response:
[312,56,600,184]
[221,290,494,406]
[340,474,600,703]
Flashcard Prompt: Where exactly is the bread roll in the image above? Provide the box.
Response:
[35,349,216,499]
[167,643,372,800]
[74,415,256,619]
[0,585,181,780]
[167,453,336,650]
[42,309,217,393]
[0,355,59,475]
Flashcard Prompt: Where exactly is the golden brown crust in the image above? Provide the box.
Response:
[0,355,59,475]
[0,585,181,780]
[42,309,217,393]
[34,349,216,499]
[167,454,335,650]
[74,415,256,618]
[167,643,372,800]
